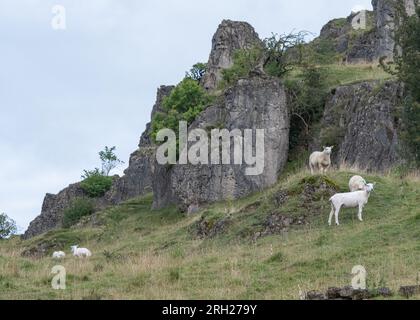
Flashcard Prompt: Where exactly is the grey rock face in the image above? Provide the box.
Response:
[153,76,290,210]
[346,29,378,63]
[314,0,417,63]
[373,0,397,60]
[319,80,404,171]
[22,183,86,239]
[201,20,261,91]
[373,0,417,60]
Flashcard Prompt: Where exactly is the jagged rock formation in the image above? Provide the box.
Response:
[318,80,404,171]
[22,183,86,239]
[314,0,418,63]
[312,9,378,64]
[152,76,290,211]
[373,0,417,59]
[201,20,261,91]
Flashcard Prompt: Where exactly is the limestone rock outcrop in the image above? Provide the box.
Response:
[314,0,418,63]
[152,76,290,211]
[373,0,417,60]
[22,183,86,239]
[201,20,261,91]
[318,80,404,171]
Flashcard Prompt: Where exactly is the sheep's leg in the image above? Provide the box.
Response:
[328,204,335,226]
[358,204,364,222]
[334,206,341,226]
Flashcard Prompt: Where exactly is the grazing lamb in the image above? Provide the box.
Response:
[349,175,367,192]
[71,245,92,258]
[52,251,66,259]
[309,146,334,175]
[328,183,375,226]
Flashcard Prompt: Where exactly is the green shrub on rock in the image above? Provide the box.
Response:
[80,172,113,198]
[62,198,94,228]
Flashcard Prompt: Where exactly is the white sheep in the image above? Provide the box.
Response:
[71,245,92,258]
[309,146,334,175]
[328,183,375,226]
[52,251,66,259]
[349,175,367,192]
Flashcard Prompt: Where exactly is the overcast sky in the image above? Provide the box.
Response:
[0,0,373,232]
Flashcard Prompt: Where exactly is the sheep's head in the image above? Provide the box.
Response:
[70,245,78,253]
[365,183,375,192]
[323,146,334,155]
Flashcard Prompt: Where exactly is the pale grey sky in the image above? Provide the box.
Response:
[0,0,373,232]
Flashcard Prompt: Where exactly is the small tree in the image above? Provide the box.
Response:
[287,65,328,150]
[0,213,17,239]
[261,31,309,77]
[220,31,310,87]
[99,146,124,176]
[186,63,207,82]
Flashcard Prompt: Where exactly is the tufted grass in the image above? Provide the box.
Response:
[0,166,419,300]
[285,63,393,90]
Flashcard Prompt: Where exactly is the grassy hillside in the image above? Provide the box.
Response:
[286,63,393,89]
[1,167,419,300]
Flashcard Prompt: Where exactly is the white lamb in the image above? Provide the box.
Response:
[52,251,66,259]
[328,183,375,226]
[349,175,367,192]
[309,146,334,175]
[71,245,92,258]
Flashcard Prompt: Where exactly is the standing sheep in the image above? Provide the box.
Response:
[349,175,367,192]
[309,146,334,175]
[328,183,375,226]
[71,245,92,258]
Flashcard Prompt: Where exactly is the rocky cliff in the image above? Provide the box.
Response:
[152,76,290,211]
[23,183,86,239]
[201,20,261,91]
[373,0,417,59]
[318,80,404,171]
[314,0,418,63]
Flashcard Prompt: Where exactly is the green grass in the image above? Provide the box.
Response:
[0,167,419,300]
[286,63,393,90]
